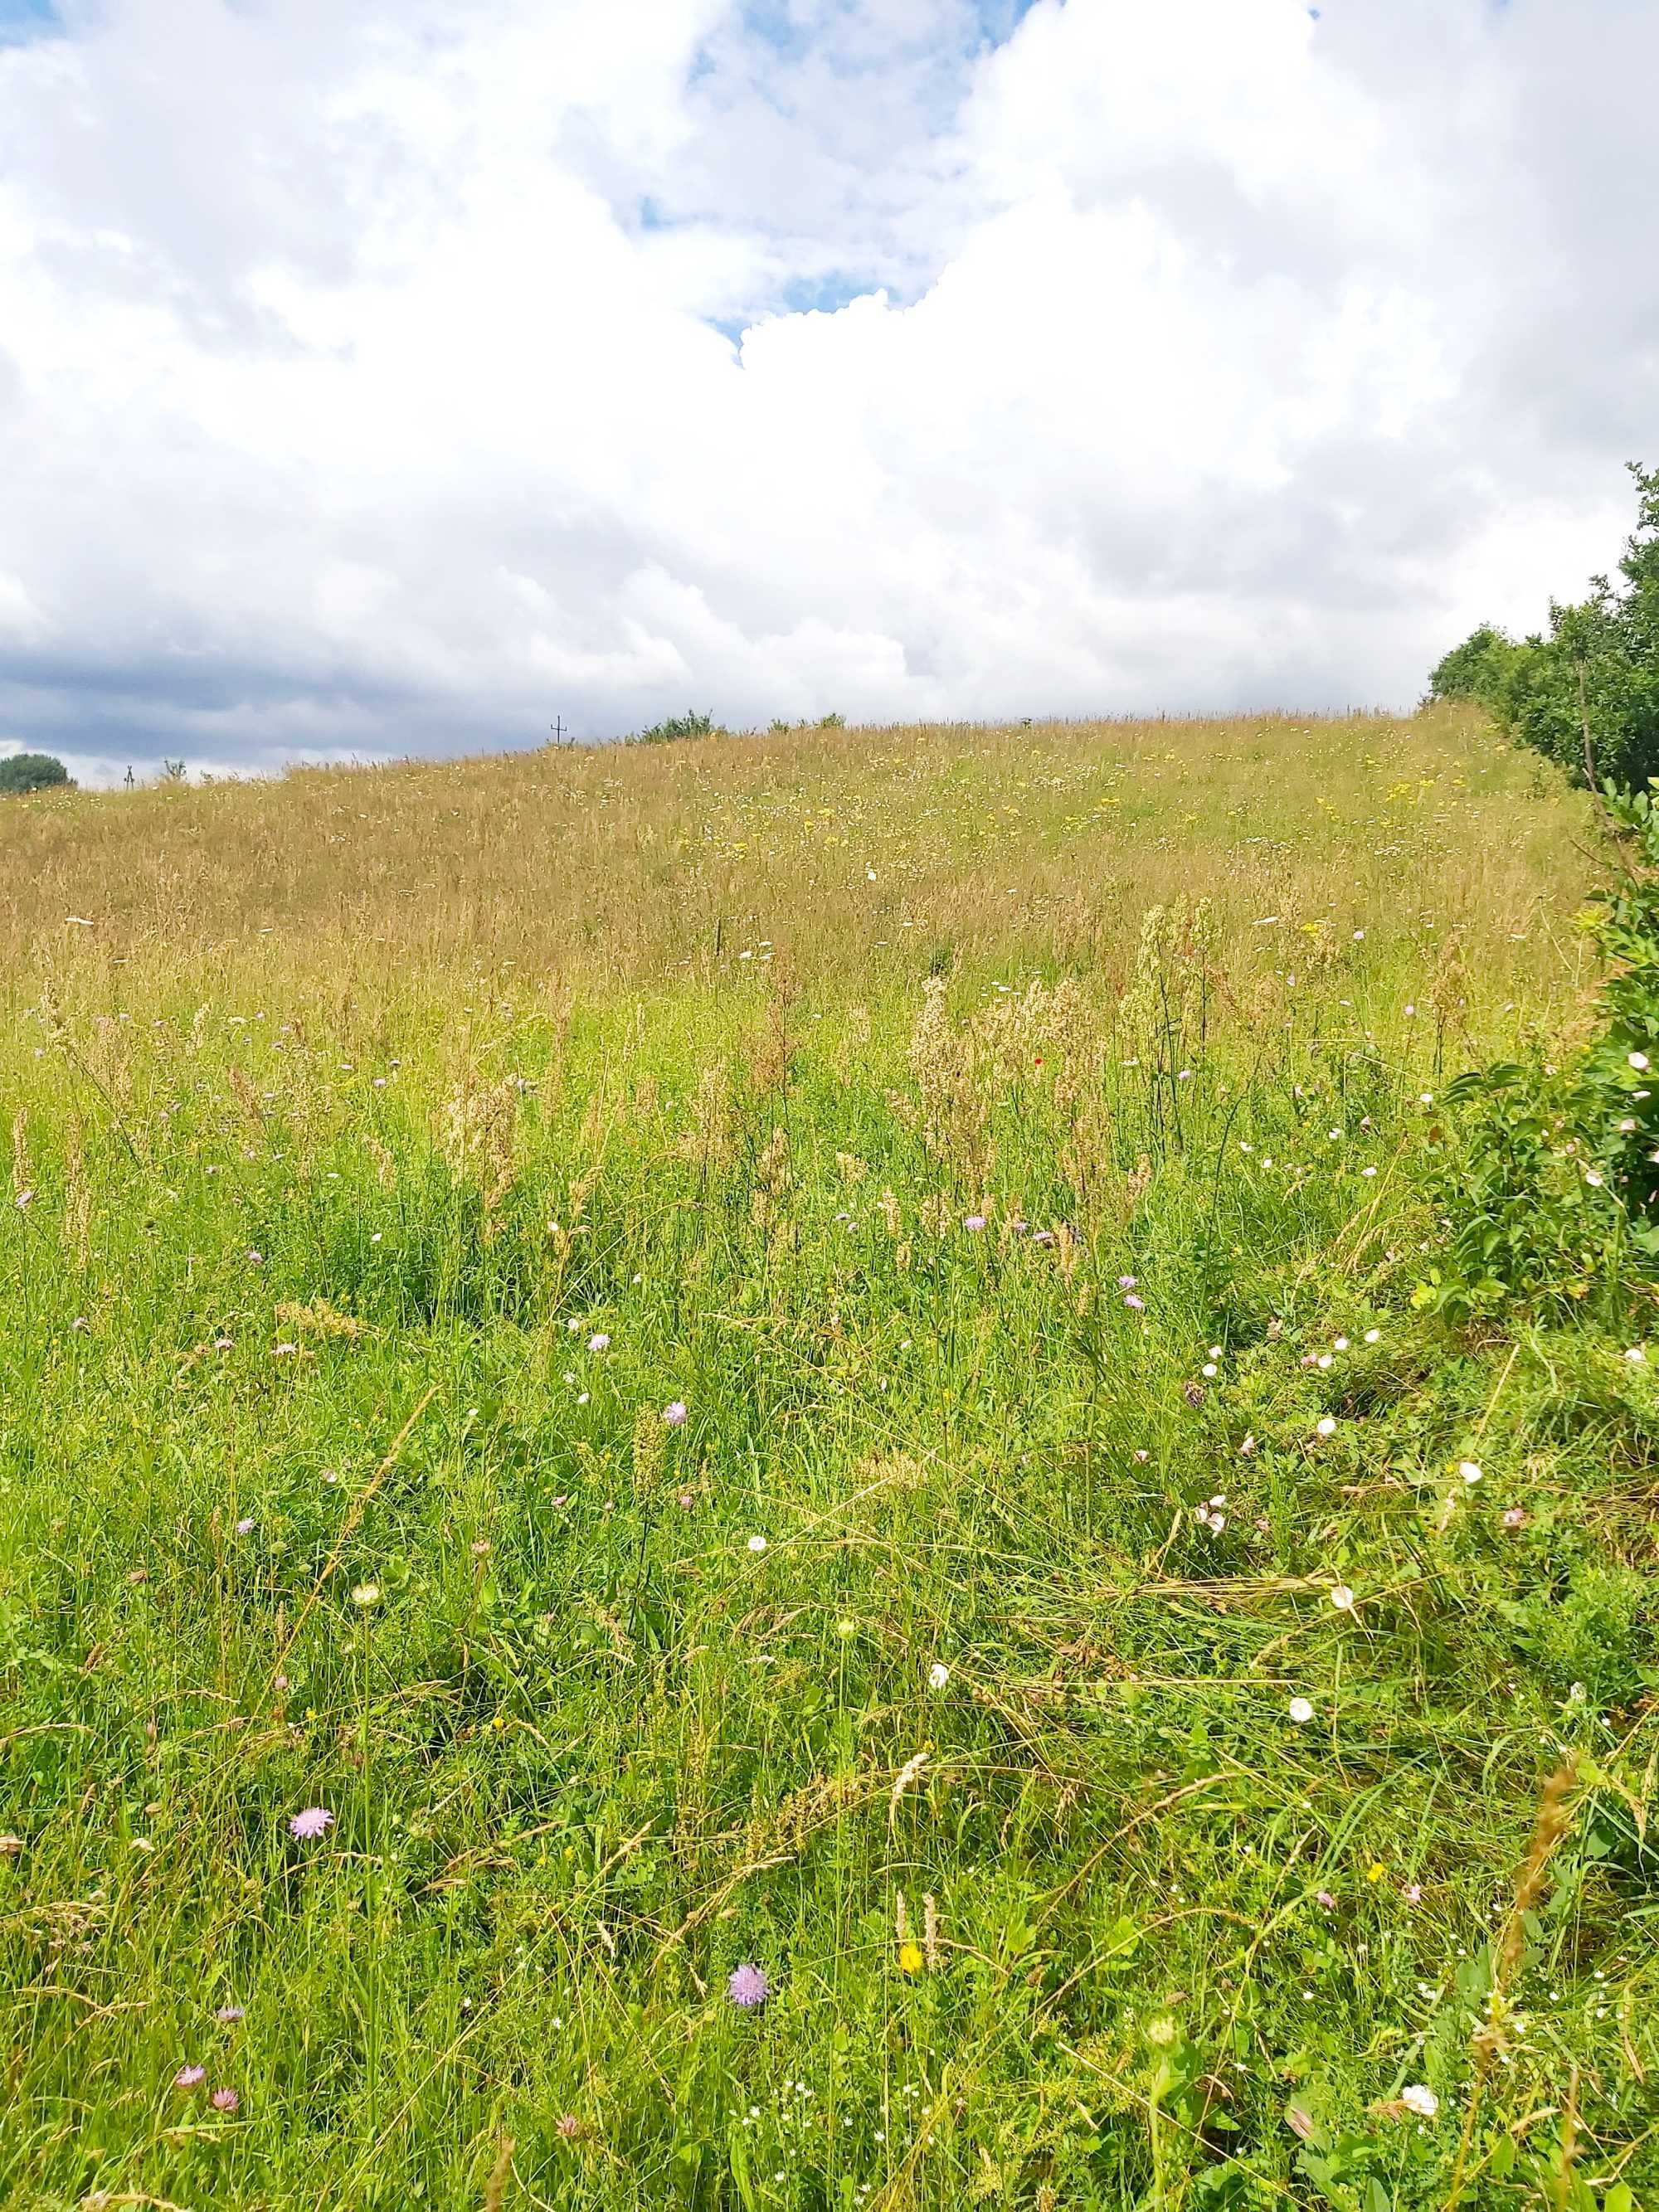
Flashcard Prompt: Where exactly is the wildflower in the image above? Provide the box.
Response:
[1201,1362,1218,1379]
[1366,1861,1385,1884]
[1288,1696,1315,1723]
[727,1963,769,2009]
[1457,1459,1482,1485]
[927,1662,950,1690]
[271,1342,299,1358]
[1133,1447,1151,1462]
[1333,1336,1349,1352]
[662,1401,688,1427]
[1330,1585,1355,1612]
[587,1332,611,1352]
[246,1249,262,1265]
[1585,1170,1605,1188]
[1364,1327,1380,1343]
[1117,1275,1137,1289]
[677,1491,694,1510]
[1400,2084,1438,2120]
[351,1583,379,1607]
[1501,1505,1527,1529]
[1620,1117,1638,1133]
[216,2005,245,2023]
[961,1213,987,1232]
[1124,1294,1146,1311]
[1403,1883,1423,1904]
[1629,1052,1651,1072]
[289,1807,333,1841]
[1316,1889,1336,1909]
[1239,1433,1257,1455]
[1624,1345,1647,1364]
[211,2088,240,2112]
[1315,1416,1337,1438]
[557,2115,582,2140]
[747,1535,767,1554]
[235,1517,255,1536]
[898,1941,924,1975]
[174,2065,206,2089]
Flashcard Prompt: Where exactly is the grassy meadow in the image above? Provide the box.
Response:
[2,708,1657,2211]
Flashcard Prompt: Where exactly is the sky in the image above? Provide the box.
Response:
[0,0,1655,783]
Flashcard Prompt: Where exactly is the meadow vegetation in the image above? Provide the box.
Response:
[2,708,1657,2211]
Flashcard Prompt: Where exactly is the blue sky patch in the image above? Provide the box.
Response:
[0,0,59,39]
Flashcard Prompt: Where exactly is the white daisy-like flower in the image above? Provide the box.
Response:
[1400,2085,1438,2120]
[747,1534,768,1554]
[1315,1417,1337,1438]
[1330,1585,1355,1612]
[1288,1696,1316,1723]
[927,1662,950,1690]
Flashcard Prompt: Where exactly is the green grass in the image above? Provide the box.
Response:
[2,713,1656,2210]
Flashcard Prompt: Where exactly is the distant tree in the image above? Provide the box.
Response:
[634,711,719,745]
[158,759,189,784]
[0,751,71,795]
[1430,464,1659,792]
[1428,624,1518,709]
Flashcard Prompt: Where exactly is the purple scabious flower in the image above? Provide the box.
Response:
[174,2065,206,2089]
[211,2087,240,2112]
[289,1806,334,1841]
[961,1214,987,1232]
[727,1962,769,2009]
[216,2005,246,2024]
[662,1401,688,1427]
[1117,1275,1138,1289]
[235,1518,255,1537]
[1124,1294,1146,1311]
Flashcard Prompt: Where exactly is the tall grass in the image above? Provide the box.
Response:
[2,712,1654,2210]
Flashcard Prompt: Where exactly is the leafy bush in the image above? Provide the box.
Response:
[633,710,720,744]
[0,751,70,795]
[1429,464,1659,790]
[1422,779,1659,1315]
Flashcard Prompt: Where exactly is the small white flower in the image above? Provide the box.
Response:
[1585,1170,1605,1188]
[1619,1118,1637,1133]
[1330,1585,1355,1612]
[1400,2084,1439,2120]
[1288,1696,1316,1723]
[1458,1460,1482,1484]
[1364,1328,1380,1344]
[1333,1337,1349,1352]
[1202,1362,1219,1378]
[1239,1433,1257,1455]
[1624,1345,1647,1364]
[1419,1091,1434,1106]
[927,1662,950,1690]
[1315,1417,1337,1438]
[587,1332,611,1352]
[1630,1053,1651,1072]
[747,1534,767,1554]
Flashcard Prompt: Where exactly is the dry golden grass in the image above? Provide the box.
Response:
[0,709,1595,1035]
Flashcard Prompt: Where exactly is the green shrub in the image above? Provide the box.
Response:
[0,751,70,795]
[1422,776,1659,1315]
[633,709,719,744]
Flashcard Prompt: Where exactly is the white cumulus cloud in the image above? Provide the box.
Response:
[0,0,1655,780]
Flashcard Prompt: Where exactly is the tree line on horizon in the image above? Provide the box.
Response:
[1431,462,1659,792]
